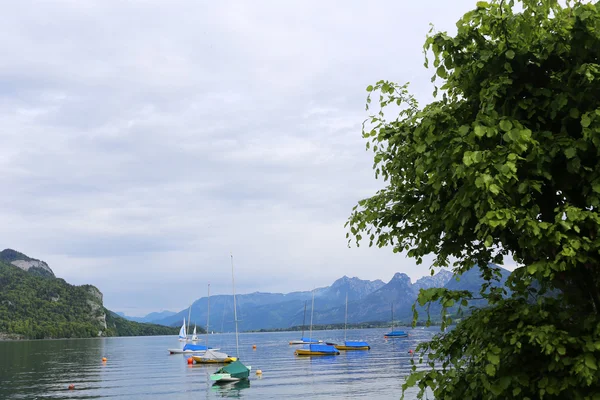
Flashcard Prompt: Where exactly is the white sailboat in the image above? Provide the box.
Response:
[191,325,198,342]
[178,318,187,341]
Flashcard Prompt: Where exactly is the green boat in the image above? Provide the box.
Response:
[210,360,252,382]
[210,255,251,383]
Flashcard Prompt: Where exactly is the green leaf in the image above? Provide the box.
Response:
[474,125,486,137]
[499,120,513,132]
[564,147,577,159]
[489,184,501,195]
[366,85,374,92]
[585,354,597,370]
[505,50,515,59]
[581,114,591,128]
[487,352,500,365]
[485,364,496,376]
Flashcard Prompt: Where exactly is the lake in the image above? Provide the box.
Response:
[0,327,437,399]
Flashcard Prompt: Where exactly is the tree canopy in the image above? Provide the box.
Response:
[347,0,600,398]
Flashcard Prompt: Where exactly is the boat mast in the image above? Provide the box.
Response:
[231,254,240,358]
[344,292,348,342]
[187,303,192,339]
[301,300,307,338]
[309,288,314,342]
[391,303,394,331]
[206,283,210,349]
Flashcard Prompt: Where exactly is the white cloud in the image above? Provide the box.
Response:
[1,0,481,316]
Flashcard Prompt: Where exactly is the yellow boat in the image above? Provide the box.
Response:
[334,342,370,351]
[333,295,371,351]
[295,344,340,356]
[191,350,237,364]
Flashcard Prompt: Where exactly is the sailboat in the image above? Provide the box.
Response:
[210,255,252,383]
[193,283,237,364]
[384,303,408,338]
[178,318,187,341]
[289,300,323,345]
[334,293,370,350]
[191,325,199,341]
[294,289,339,356]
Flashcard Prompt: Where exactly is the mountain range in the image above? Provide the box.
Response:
[130,265,510,332]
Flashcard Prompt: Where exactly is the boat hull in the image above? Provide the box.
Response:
[295,349,340,356]
[191,356,237,364]
[168,347,219,354]
[334,345,370,351]
[210,363,251,383]
[289,340,322,345]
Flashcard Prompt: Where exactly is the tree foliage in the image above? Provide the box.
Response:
[347,0,600,398]
[0,261,178,339]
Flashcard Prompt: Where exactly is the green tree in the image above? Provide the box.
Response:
[347,0,600,398]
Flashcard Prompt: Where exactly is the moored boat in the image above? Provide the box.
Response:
[295,343,340,356]
[384,303,409,338]
[210,360,252,382]
[334,293,371,351]
[192,349,237,364]
[210,255,251,383]
[168,343,218,354]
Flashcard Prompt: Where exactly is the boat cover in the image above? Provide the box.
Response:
[303,344,338,353]
[216,360,250,379]
[196,349,230,361]
[183,344,209,351]
[301,337,319,342]
[386,330,408,336]
[344,341,369,347]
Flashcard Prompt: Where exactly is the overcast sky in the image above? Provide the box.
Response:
[0,0,499,316]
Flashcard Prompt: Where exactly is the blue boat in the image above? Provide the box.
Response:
[384,303,408,338]
[334,294,370,350]
[295,343,340,356]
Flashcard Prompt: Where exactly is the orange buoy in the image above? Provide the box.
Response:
[256,369,262,375]
[68,384,75,390]
[102,357,107,362]
[252,345,257,349]
[187,357,193,364]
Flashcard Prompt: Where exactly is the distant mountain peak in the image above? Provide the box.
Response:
[391,272,412,283]
[414,269,453,291]
[0,248,55,278]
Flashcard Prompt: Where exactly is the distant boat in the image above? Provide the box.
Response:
[334,293,370,351]
[178,318,187,341]
[289,300,323,345]
[210,255,251,383]
[295,289,339,356]
[384,303,408,338]
[191,325,198,342]
[168,343,219,354]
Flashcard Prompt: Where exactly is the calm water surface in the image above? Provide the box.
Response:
[0,327,436,399]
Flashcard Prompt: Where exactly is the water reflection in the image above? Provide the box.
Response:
[211,380,251,398]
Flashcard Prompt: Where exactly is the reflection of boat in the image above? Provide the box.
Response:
[168,343,219,354]
[210,255,251,383]
[384,303,408,338]
[211,379,251,398]
[335,294,370,351]
[192,349,237,364]
[289,301,323,345]
[294,289,339,356]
